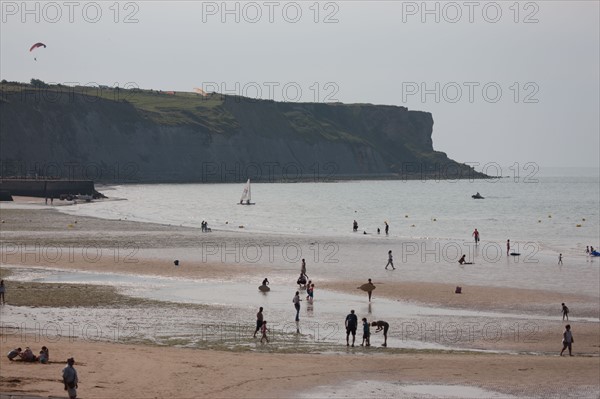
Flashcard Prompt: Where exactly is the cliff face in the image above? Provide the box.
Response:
[0,85,479,183]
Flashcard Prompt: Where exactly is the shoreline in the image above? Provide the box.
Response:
[1,206,599,397]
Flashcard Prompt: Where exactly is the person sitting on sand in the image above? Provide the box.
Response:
[371,320,390,347]
[458,255,473,265]
[7,347,21,361]
[38,348,49,364]
[20,347,36,362]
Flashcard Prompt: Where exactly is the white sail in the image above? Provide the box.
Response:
[240,179,251,203]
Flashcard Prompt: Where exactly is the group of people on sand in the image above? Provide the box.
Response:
[200,220,211,232]
[353,220,391,236]
[345,310,389,347]
[7,346,49,363]
[7,348,79,398]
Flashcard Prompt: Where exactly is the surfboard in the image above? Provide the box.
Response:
[258,285,270,292]
[359,283,376,292]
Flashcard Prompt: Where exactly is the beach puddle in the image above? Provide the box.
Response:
[297,380,519,398]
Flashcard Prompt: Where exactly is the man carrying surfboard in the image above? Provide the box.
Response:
[358,279,376,302]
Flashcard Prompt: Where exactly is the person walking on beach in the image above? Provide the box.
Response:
[385,250,395,270]
[361,318,371,346]
[561,303,569,321]
[371,320,390,347]
[359,278,376,302]
[558,253,563,265]
[293,291,301,322]
[586,246,590,255]
[345,310,358,347]
[506,239,510,256]
[301,259,306,276]
[0,280,5,305]
[473,228,480,245]
[62,357,79,399]
[253,307,264,338]
[260,321,269,343]
[560,324,574,356]
[385,221,389,236]
[353,220,358,232]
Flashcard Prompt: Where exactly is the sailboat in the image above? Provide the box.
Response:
[238,179,255,205]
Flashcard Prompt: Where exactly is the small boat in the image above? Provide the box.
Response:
[471,192,484,199]
[238,179,255,205]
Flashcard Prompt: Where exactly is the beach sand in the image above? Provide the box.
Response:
[1,207,599,398]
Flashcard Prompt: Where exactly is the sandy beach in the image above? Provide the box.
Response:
[1,205,599,398]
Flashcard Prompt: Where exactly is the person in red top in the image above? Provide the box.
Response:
[472,229,480,244]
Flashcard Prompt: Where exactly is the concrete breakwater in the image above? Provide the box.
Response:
[0,179,98,199]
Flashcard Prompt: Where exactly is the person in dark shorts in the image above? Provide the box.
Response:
[371,320,390,346]
[361,318,370,346]
[253,307,264,338]
[345,310,358,347]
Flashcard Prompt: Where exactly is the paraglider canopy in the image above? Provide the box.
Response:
[29,42,46,52]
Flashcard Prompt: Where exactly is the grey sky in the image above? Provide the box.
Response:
[2,1,598,169]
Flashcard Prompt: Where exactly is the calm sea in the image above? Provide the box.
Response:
[61,169,599,254]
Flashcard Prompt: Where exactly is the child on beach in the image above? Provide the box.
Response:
[62,357,78,399]
[260,321,269,343]
[306,284,314,302]
[38,347,49,364]
[20,347,36,362]
[7,348,21,360]
[361,318,370,346]
[560,325,574,356]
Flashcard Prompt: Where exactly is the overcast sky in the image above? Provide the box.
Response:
[2,1,599,169]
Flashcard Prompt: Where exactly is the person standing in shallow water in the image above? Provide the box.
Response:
[253,307,264,338]
[384,221,389,236]
[293,291,301,322]
[561,303,569,321]
[473,228,480,244]
[506,239,510,256]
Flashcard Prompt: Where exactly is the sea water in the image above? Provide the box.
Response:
[61,172,599,253]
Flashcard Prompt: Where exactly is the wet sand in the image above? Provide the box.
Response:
[1,207,599,397]
[1,334,599,399]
